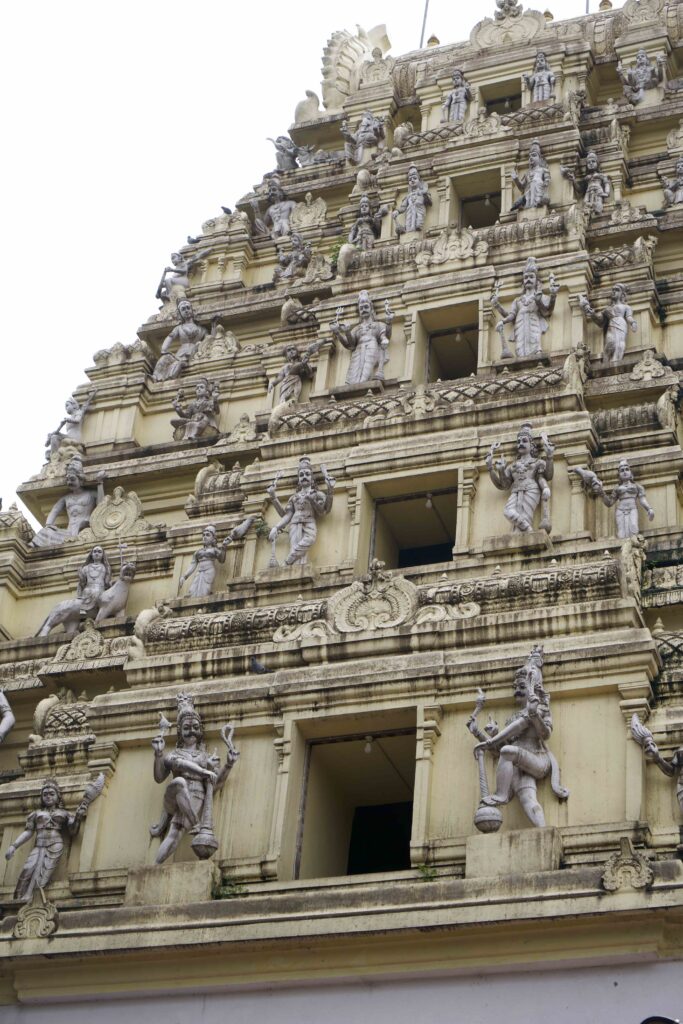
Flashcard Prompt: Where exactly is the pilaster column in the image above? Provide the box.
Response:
[410,703,442,866]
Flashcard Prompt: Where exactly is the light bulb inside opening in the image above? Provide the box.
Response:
[364,735,373,754]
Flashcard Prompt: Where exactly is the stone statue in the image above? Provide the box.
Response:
[152,300,208,382]
[268,135,300,171]
[441,69,472,123]
[569,459,655,538]
[273,233,312,285]
[331,291,394,386]
[392,164,432,235]
[631,714,683,816]
[578,284,637,363]
[618,49,665,104]
[155,250,208,305]
[486,421,555,533]
[251,176,297,239]
[150,692,239,863]
[341,111,386,165]
[171,379,220,441]
[178,519,255,598]
[95,559,137,622]
[467,645,568,832]
[45,391,96,461]
[5,774,104,901]
[31,456,106,549]
[349,193,388,249]
[561,151,611,217]
[269,341,324,406]
[491,257,559,359]
[523,52,555,103]
[267,456,335,567]
[359,47,394,87]
[280,293,319,327]
[37,545,113,637]
[660,157,683,207]
[495,0,522,18]
[511,139,551,211]
[657,383,679,431]
[0,689,16,745]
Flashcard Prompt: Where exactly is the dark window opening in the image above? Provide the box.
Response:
[398,542,453,569]
[347,801,413,874]
[484,92,521,115]
[429,324,478,382]
[461,192,501,229]
[372,488,457,569]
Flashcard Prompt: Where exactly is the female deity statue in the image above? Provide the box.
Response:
[491,257,559,360]
[441,69,472,123]
[37,545,113,637]
[561,151,611,217]
[330,291,394,386]
[511,139,551,210]
[617,49,665,105]
[31,457,106,549]
[267,456,335,567]
[660,157,683,207]
[393,164,432,235]
[251,176,296,238]
[45,391,96,461]
[171,379,220,441]
[268,342,323,407]
[5,775,104,901]
[578,284,637,363]
[523,52,555,103]
[340,111,386,165]
[155,250,208,305]
[569,460,655,538]
[486,422,555,534]
[348,193,388,250]
[177,518,255,598]
[152,299,208,382]
[150,693,239,863]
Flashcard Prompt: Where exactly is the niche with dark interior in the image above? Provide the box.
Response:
[482,78,522,115]
[423,300,479,382]
[372,487,457,569]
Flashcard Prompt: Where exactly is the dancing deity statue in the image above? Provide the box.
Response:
[0,690,16,746]
[269,341,324,407]
[37,545,113,637]
[467,646,568,833]
[152,299,208,382]
[441,69,472,123]
[569,460,655,538]
[348,193,388,249]
[272,233,312,285]
[267,457,335,567]
[523,52,555,103]
[561,151,611,217]
[251,176,297,239]
[393,164,432,235]
[150,693,239,863]
[578,284,637,363]
[31,456,106,549]
[331,291,394,386]
[660,157,683,207]
[341,111,386,165]
[5,775,104,901]
[491,257,559,360]
[155,250,209,305]
[177,518,255,598]
[171,379,220,441]
[486,422,555,534]
[511,139,551,210]
[45,391,96,461]
[618,49,665,104]
[631,715,683,817]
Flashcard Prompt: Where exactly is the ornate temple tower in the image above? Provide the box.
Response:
[2,4,683,1021]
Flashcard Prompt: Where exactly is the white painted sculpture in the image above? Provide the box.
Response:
[491,257,559,360]
[31,457,106,549]
[579,285,637,363]
[171,379,220,441]
[441,69,472,122]
[45,391,96,461]
[511,139,551,211]
[561,151,611,217]
[392,164,432,235]
[153,300,208,382]
[178,518,255,598]
[617,49,665,105]
[631,714,683,816]
[37,545,113,637]
[570,460,654,538]
[523,52,555,103]
[0,690,16,745]
[267,456,335,567]
[486,422,555,534]
[330,291,394,386]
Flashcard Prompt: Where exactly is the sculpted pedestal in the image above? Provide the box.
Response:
[125,860,218,906]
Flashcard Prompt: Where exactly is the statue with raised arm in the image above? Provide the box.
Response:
[45,391,96,461]
[5,775,104,901]
[348,193,388,249]
[37,545,113,637]
[330,291,394,385]
[0,689,16,745]
[177,518,255,598]
[467,646,568,832]
[491,257,559,359]
[393,164,432,235]
[341,111,386,165]
[152,299,208,382]
[171,378,220,441]
[618,49,665,104]
[569,459,654,538]
[660,156,683,207]
[268,135,300,172]
[269,341,324,407]
[561,151,611,217]
[251,176,297,239]
[486,421,555,533]
[511,139,551,211]
[441,69,472,123]
[578,284,637,363]
[155,250,209,305]
[523,52,555,103]
[631,714,683,816]
[267,456,335,567]
[272,232,312,285]
[151,693,239,863]
[31,457,106,549]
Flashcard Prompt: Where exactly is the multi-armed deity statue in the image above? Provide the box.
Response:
[268,341,324,407]
[660,157,683,207]
[178,518,255,598]
[511,139,551,211]
[272,233,312,285]
[331,290,394,386]
[6,775,104,901]
[523,52,555,103]
[441,69,472,123]
[393,164,432,235]
[561,150,611,217]
[618,48,665,104]
[252,176,296,239]
[31,456,106,549]
[570,459,655,538]
[150,693,239,863]
[266,456,335,567]
[631,714,683,817]
[341,111,386,165]
[579,284,637,362]
[348,193,388,250]
[467,646,568,832]
[171,379,220,441]
[491,257,559,360]
[45,391,96,462]
[486,422,555,534]
[153,299,208,382]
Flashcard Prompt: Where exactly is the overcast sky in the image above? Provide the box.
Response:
[1,0,623,521]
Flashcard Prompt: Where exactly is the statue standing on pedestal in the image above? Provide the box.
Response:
[441,69,472,123]
[491,257,559,360]
[569,459,655,538]
[341,112,385,165]
[618,49,665,104]
[511,139,551,211]
[578,284,637,363]
[150,693,239,863]
[267,456,335,567]
[561,151,611,217]
[486,421,555,534]
[523,52,555,103]
[331,291,394,385]
[171,379,220,441]
[631,715,683,817]
[660,157,683,207]
[153,300,208,382]
[269,341,324,406]
[393,164,432,235]
[31,457,106,549]
[45,392,96,461]
[467,646,568,832]
[348,193,388,250]
[178,519,255,598]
